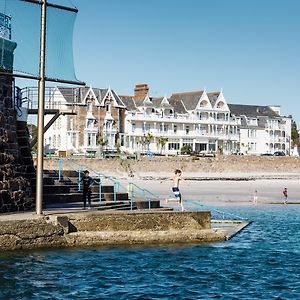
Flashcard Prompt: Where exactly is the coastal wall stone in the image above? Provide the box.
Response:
[68,211,211,232]
[0,211,225,251]
[0,217,67,250]
[42,155,300,178]
[0,66,35,213]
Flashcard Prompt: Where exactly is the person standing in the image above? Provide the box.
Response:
[283,187,288,205]
[253,190,258,205]
[80,170,93,209]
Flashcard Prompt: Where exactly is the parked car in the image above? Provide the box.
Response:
[261,153,273,156]
[273,151,285,156]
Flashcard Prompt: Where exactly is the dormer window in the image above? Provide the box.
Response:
[200,100,207,107]
[106,104,111,112]
[87,101,92,112]
[217,102,224,108]
[87,119,94,129]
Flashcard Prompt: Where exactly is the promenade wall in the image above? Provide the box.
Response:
[0,211,225,250]
[41,156,300,178]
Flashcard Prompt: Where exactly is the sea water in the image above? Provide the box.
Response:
[1,205,300,299]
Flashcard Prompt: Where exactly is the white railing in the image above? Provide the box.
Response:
[127,113,237,125]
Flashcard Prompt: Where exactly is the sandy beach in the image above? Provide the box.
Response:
[122,178,300,207]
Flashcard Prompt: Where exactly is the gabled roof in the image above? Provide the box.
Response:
[152,96,173,109]
[207,92,220,107]
[120,96,137,111]
[169,91,204,111]
[228,104,280,118]
[56,87,80,104]
[56,86,125,107]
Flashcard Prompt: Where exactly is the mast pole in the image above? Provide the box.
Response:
[36,0,47,215]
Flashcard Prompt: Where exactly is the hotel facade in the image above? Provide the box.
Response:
[43,84,292,156]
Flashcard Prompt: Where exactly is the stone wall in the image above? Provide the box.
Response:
[0,211,223,250]
[0,70,34,213]
[41,155,300,178]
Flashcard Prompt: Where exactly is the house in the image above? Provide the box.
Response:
[44,86,126,155]
[42,84,291,156]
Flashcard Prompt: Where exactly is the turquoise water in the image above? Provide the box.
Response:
[1,205,300,299]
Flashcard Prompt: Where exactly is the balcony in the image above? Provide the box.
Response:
[126,112,238,125]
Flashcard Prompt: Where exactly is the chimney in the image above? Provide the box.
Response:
[134,84,149,98]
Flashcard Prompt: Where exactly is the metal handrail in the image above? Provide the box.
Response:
[183,199,246,220]
[58,158,163,210]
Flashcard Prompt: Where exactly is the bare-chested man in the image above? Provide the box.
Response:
[160,169,185,211]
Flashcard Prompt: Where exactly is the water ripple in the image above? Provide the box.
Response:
[1,206,300,299]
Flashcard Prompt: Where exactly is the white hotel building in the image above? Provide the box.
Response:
[43,84,292,156]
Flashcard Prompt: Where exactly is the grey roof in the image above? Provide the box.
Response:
[111,90,126,107]
[57,86,125,107]
[57,87,81,103]
[228,104,280,118]
[169,91,204,111]
[152,97,173,109]
[120,96,137,111]
[207,92,220,107]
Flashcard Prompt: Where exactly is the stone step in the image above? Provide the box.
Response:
[91,185,114,193]
[133,199,161,209]
[102,192,129,201]
[43,184,71,194]
[97,203,134,211]
[44,192,83,204]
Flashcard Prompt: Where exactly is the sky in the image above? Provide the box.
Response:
[16,0,300,124]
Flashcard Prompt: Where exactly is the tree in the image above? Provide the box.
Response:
[180,144,192,155]
[291,119,299,146]
[96,135,108,156]
[157,137,168,154]
[143,133,153,151]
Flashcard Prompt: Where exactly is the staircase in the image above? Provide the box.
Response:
[42,169,168,211]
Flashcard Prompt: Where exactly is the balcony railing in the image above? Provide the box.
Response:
[127,112,237,125]
[0,13,11,40]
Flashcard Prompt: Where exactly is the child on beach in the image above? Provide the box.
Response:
[253,190,258,205]
[283,187,288,204]
[160,169,185,211]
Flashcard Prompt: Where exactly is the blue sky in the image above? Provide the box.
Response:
[20,0,300,124]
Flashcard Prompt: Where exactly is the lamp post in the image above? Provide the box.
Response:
[35,0,47,215]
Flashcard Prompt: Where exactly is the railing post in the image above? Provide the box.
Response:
[78,170,81,191]
[58,159,62,181]
[98,174,102,202]
[129,182,133,210]
[113,181,117,202]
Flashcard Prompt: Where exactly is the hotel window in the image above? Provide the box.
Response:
[132,123,136,133]
[168,142,180,150]
[87,119,94,129]
[159,124,168,132]
[142,123,151,132]
[185,125,190,135]
[87,101,92,112]
[173,124,177,133]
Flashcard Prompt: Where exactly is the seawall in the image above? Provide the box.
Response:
[0,211,226,251]
[40,156,300,179]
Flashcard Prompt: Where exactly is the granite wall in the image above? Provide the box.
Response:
[0,71,34,213]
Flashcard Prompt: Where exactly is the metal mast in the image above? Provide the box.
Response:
[36,0,47,215]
